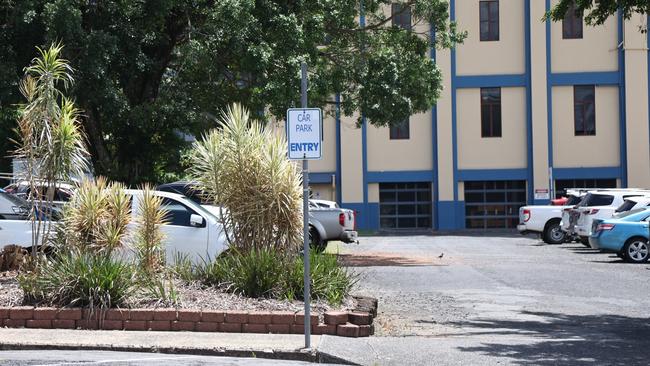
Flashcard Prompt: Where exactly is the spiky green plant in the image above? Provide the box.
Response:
[12,44,90,254]
[59,178,131,254]
[133,184,168,275]
[188,104,302,253]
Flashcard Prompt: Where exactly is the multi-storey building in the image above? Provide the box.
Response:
[303,1,650,231]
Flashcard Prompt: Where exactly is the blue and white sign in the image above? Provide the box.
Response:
[287,108,322,160]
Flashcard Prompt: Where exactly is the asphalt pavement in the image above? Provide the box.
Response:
[319,234,650,365]
[2,234,649,365]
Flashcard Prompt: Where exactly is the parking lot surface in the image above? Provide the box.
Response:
[328,234,650,365]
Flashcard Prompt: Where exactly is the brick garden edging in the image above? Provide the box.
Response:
[0,306,375,338]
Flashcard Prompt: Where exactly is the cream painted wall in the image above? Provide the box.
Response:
[307,115,337,173]
[340,114,364,203]
[457,87,527,169]
[366,111,432,172]
[623,18,650,187]
[436,48,455,201]
[455,0,525,76]
[552,86,620,167]
[368,183,379,203]
[550,0,618,73]
[310,184,335,201]
[531,0,550,193]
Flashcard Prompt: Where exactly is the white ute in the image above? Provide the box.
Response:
[517,189,586,244]
[0,189,228,263]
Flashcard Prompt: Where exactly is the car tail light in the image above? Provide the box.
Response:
[596,223,615,232]
[353,211,357,230]
[339,213,345,226]
[587,209,600,215]
[523,209,531,222]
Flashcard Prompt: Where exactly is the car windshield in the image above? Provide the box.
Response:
[0,192,29,208]
[566,195,582,206]
[577,193,614,207]
[617,208,649,219]
[615,200,637,213]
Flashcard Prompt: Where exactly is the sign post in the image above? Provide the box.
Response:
[287,62,322,349]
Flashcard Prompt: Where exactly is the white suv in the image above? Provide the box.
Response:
[562,189,650,245]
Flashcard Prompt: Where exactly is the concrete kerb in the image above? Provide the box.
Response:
[0,328,361,365]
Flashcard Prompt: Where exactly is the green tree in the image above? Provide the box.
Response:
[546,0,649,28]
[0,1,464,184]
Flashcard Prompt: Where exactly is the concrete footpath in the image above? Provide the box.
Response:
[0,328,356,364]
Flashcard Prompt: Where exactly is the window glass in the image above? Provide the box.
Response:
[479,1,499,41]
[582,194,614,206]
[615,200,637,213]
[391,3,411,31]
[481,87,501,138]
[389,118,410,140]
[161,197,198,227]
[562,3,583,39]
[574,85,595,135]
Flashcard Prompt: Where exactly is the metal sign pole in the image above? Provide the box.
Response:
[300,61,311,349]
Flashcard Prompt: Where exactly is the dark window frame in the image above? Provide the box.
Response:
[390,118,410,140]
[574,85,596,136]
[479,0,499,41]
[480,87,502,138]
[562,3,583,39]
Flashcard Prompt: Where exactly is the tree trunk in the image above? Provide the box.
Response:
[83,107,112,176]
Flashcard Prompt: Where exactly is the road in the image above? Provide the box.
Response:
[0,350,333,366]
[320,234,650,365]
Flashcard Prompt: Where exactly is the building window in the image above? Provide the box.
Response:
[562,3,583,39]
[390,118,410,140]
[574,85,595,136]
[480,87,501,138]
[379,182,431,229]
[391,3,411,31]
[479,1,499,41]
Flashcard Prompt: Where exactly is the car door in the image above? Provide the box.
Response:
[160,197,209,263]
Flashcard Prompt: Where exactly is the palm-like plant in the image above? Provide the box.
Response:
[188,104,302,253]
[13,44,90,254]
[133,184,168,275]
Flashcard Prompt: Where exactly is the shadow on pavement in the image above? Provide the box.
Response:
[443,311,650,365]
[337,253,444,267]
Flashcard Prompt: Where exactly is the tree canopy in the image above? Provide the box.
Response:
[0,0,464,184]
[546,0,649,27]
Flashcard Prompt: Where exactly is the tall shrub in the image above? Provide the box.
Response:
[188,104,302,252]
[13,44,90,253]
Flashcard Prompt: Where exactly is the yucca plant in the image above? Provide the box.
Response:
[59,178,131,255]
[13,44,90,255]
[188,104,303,253]
[133,184,168,275]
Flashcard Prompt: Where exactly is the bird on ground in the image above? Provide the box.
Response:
[438,253,444,259]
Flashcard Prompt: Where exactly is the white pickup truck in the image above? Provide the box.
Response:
[517,190,585,244]
[0,189,228,263]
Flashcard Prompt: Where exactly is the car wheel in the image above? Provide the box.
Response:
[543,221,565,245]
[580,237,590,247]
[309,227,324,253]
[624,238,650,263]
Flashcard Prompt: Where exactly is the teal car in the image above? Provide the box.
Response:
[589,208,650,263]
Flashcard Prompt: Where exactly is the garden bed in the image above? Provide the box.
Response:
[0,271,376,337]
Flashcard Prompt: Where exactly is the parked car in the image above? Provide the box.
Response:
[0,189,227,263]
[157,181,357,251]
[309,200,357,252]
[517,189,587,244]
[561,189,650,245]
[589,208,650,263]
[613,196,650,217]
[4,181,74,210]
